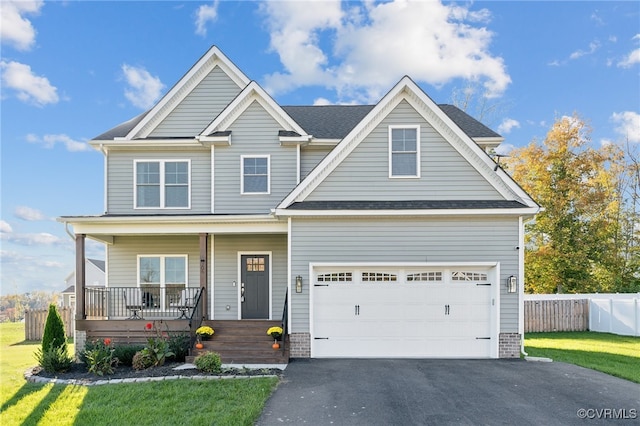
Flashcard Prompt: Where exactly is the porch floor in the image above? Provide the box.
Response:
[186,320,289,364]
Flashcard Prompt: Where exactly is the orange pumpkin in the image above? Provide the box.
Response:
[272,342,280,349]
[195,342,204,349]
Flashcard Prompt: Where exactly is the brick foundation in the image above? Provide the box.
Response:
[289,332,311,358]
[499,332,521,358]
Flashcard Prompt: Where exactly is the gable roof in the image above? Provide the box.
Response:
[120,46,250,140]
[277,76,539,211]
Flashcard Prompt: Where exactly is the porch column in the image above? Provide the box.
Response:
[75,234,86,320]
[199,233,208,318]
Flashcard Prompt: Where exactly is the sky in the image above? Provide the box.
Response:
[1,0,639,296]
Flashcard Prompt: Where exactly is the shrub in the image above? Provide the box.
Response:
[167,332,190,362]
[42,304,67,353]
[194,351,222,374]
[113,344,145,366]
[35,345,73,373]
[132,351,154,370]
[84,339,119,376]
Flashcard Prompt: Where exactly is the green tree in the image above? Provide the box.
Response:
[507,115,629,293]
[42,304,67,352]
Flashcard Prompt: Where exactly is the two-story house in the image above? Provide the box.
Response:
[59,46,538,362]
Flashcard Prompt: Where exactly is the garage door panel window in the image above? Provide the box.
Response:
[406,272,443,282]
[317,272,353,282]
[451,271,488,281]
[362,272,397,282]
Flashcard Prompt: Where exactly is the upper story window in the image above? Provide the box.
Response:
[389,126,420,178]
[135,160,190,209]
[241,155,270,194]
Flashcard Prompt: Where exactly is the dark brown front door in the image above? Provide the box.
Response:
[241,255,269,319]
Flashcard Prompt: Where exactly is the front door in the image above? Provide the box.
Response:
[241,255,269,319]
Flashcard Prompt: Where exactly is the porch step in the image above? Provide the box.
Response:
[186,320,289,364]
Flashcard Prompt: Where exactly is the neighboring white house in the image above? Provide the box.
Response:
[61,258,105,310]
[59,46,539,359]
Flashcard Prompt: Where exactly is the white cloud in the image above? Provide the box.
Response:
[618,48,640,68]
[14,206,46,221]
[195,1,219,36]
[1,232,67,246]
[260,0,510,103]
[569,40,600,60]
[121,64,165,109]
[611,111,640,143]
[0,60,59,106]
[0,0,43,51]
[26,133,91,152]
[0,220,13,233]
[497,118,520,135]
[494,143,515,156]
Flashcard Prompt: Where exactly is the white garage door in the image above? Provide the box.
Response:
[312,266,498,358]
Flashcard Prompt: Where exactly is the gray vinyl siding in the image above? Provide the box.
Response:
[301,146,333,179]
[289,216,520,333]
[212,234,288,320]
[107,235,204,288]
[150,67,242,137]
[213,101,298,214]
[106,149,210,215]
[306,100,502,201]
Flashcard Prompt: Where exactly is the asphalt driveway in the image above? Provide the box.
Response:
[257,359,639,425]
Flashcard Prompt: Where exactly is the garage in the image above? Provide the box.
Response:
[311,264,499,358]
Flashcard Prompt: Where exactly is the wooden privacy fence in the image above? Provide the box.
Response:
[24,308,74,341]
[524,299,589,332]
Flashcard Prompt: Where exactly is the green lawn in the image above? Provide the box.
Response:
[525,331,640,383]
[0,322,278,426]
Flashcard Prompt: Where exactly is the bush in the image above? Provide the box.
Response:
[194,352,222,374]
[84,339,119,376]
[35,345,73,373]
[167,332,190,362]
[113,344,145,366]
[42,304,66,353]
[132,351,154,370]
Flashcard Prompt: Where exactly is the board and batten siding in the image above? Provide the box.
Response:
[149,67,243,137]
[106,149,211,215]
[289,216,520,333]
[306,100,502,201]
[212,234,288,320]
[213,101,298,214]
[106,235,205,288]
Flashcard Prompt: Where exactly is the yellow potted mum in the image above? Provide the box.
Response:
[267,326,283,349]
[196,325,214,340]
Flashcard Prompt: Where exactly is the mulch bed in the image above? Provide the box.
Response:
[31,362,284,382]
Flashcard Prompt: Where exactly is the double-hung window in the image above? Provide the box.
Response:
[135,160,190,208]
[389,126,420,178]
[138,255,188,309]
[241,155,270,194]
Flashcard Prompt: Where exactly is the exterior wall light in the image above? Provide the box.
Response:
[295,275,303,293]
[507,275,518,293]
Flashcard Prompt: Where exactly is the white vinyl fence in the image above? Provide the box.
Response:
[589,298,640,336]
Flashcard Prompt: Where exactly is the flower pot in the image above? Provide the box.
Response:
[272,342,280,349]
[195,342,204,349]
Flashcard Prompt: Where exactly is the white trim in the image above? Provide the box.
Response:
[210,146,215,213]
[241,155,271,195]
[388,125,421,178]
[296,145,301,184]
[133,159,191,210]
[124,46,250,140]
[237,251,273,320]
[274,207,539,217]
[201,81,307,137]
[103,148,108,213]
[518,216,525,344]
[277,76,539,210]
[210,235,215,319]
[309,261,500,358]
[287,217,293,333]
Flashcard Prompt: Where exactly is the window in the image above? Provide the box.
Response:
[135,160,190,208]
[241,156,270,194]
[406,272,443,282]
[389,126,420,177]
[138,255,188,309]
[451,271,488,281]
[317,272,353,282]
[362,272,397,282]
